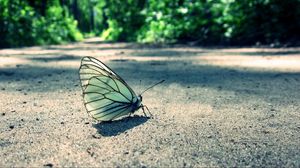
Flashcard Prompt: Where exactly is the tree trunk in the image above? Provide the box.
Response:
[72,0,79,21]
[41,0,47,16]
[89,0,95,32]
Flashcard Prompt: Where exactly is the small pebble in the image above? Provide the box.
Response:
[44,163,53,167]
[61,121,64,125]
[87,148,95,157]
[9,125,14,129]
[36,118,40,121]
[92,134,101,139]
[262,130,270,134]
[2,113,5,116]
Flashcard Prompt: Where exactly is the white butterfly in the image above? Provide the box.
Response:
[79,56,164,121]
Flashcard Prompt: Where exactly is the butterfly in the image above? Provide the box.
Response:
[79,56,164,121]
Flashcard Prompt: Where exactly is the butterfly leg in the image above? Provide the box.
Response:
[145,105,152,117]
[128,111,135,118]
[141,105,153,118]
[141,106,147,117]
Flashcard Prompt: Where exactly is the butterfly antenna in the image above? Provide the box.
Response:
[139,79,142,91]
[140,80,165,95]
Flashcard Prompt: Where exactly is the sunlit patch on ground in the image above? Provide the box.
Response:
[0,57,30,67]
[1,40,299,72]
[196,55,300,72]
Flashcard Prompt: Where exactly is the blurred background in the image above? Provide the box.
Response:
[1,0,299,48]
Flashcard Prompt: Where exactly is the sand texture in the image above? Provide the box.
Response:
[1,38,300,167]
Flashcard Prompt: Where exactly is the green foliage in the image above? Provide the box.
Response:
[34,6,83,44]
[101,19,123,41]
[0,0,34,47]
[0,0,82,48]
[225,0,300,45]
[100,0,300,45]
[1,0,299,47]
[140,0,228,44]
[100,0,146,41]
[74,0,106,34]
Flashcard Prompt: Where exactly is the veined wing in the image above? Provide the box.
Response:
[83,75,137,121]
[79,56,132,91]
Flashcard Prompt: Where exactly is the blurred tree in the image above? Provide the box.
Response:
[0,0,299,48]
[226,0,300,45]
[0,0,82,48]
[101,0,146,41]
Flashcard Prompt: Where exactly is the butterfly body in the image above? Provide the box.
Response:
[131,95,142,112]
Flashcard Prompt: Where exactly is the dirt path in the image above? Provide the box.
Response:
[1,38,300,167]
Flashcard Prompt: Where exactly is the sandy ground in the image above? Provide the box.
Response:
[0,38,300,167]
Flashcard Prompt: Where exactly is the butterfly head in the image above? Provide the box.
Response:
[137,95,143,108]
[137,95,143,111]
[138,95,142,102]
[131,95,143,112]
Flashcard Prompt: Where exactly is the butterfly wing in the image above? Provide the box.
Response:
[79,57,133,89]
[79,56,138,121]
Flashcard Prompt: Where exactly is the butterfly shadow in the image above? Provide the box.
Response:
[92,115,149,137]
